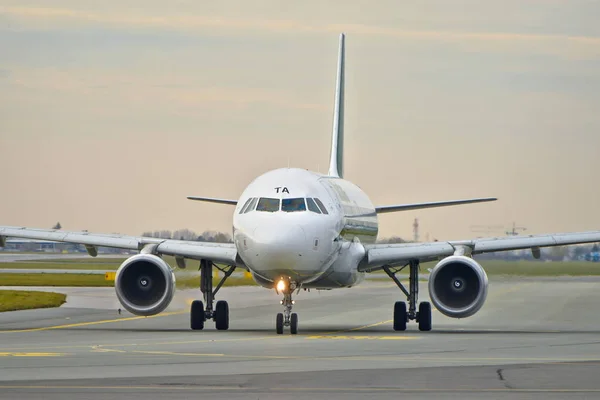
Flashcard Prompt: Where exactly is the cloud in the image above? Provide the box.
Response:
[2,5,600,49]
[3,67,328,113]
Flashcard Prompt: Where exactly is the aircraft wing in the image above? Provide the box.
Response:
[187,196,238,205]
[0,226,239,266]
[375,197,497,214]
[361,230,600,271]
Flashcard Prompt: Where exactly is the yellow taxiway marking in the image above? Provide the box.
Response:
[0,352,66,357]
[307,335,415,340]
[90,346,127,353]
[130,350,225,357]
[0,335,285,352]
[307,318,421,340]
[0,311,185,334]
[348,319,392,331]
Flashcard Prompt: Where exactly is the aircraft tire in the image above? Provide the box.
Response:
[215,300,229,331]
[418,302,432,332]
[290,313,298,335]
[393,301,407,331]
[276,313,284,334]
[191,300,205,330]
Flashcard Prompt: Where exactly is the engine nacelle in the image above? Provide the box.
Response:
[114,254,176,316]
[428,255,488,319]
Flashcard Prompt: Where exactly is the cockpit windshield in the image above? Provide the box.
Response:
[251,197,327,214]
[313,198,329,214]
[256,197,280,212]
[281,198,306,212]
[306,198,321,214]
[244,197,258,213]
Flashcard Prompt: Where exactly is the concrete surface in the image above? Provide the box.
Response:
[1,277,599,399]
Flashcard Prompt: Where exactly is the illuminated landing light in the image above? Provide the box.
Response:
[276,279,287,293]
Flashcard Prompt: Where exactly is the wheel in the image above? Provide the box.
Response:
[215,300,229,331]
[190,300,205,330]
[290,313,298,335]
[418,302,432,332]
[393,301,407,331]
[276,313,284,334]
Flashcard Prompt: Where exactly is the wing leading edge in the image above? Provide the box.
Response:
[186,196,238,205]
[375,197,497,214]
[0,226,239,266]
[362,230,600,271]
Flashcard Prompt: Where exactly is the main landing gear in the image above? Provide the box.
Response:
[382,260,432,332]
[190,259,236,331]
[275,278,298,335]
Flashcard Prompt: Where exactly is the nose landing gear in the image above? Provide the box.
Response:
[275,278,298,335]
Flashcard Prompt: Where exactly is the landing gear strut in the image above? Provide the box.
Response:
[190,259,236,331]
[275,278,298,335]
[383,260,432,332]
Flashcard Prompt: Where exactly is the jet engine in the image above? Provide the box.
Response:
[114,254,176,316]
[428,255,488,318]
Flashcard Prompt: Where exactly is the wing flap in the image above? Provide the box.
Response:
[362,230,600,271]
[468,231,600,254]
[364,242,455,270]
[0,226,239,265]
[0,226,146,250]
[155,241,238,265]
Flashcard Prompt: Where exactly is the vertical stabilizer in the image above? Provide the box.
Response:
[328,33,345,178]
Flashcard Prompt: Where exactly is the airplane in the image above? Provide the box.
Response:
[3,33,600,334]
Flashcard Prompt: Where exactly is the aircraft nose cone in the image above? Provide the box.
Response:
[250,224,307,274]
[252,224,306,250]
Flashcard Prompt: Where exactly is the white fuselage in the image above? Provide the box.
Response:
[232,168,378,290]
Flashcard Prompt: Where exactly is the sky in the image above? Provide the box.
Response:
[1,0,600,241]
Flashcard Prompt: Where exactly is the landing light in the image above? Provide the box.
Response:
[276,279,287,293]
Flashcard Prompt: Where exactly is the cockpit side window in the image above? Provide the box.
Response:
[306,198,322,214]
[313,198,329,214]
[239,198,253,214]
[244,197,258,213]
[256,197,280,212]
[281,198,306,212]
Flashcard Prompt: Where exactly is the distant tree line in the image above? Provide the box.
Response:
[141,229,233,243]
[376,236,410,244]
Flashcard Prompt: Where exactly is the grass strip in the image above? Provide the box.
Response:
[0,290,67,312]
[3,257,600,281]
[0,262,122,270]
[373,260,600,277]
[429,260,600,276]
[0,256,218,271]
[0,273,258,288]
[0,273,113,287]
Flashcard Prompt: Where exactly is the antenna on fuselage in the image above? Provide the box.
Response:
[327,33,345,179]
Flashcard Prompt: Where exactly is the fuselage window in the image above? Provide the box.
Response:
[256,197,280,212]
[281,198,306,212]
[239,198,253,214]
[306,198,322,214]
[314,198,329,214]
[244,197,259,213]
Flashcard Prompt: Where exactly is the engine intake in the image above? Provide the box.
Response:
[428,255,488,318]
[114,254,176,316]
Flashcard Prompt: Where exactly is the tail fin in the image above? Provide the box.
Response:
[328,33,345,178]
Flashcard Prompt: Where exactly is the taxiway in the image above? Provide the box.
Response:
[1,277,599,399]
